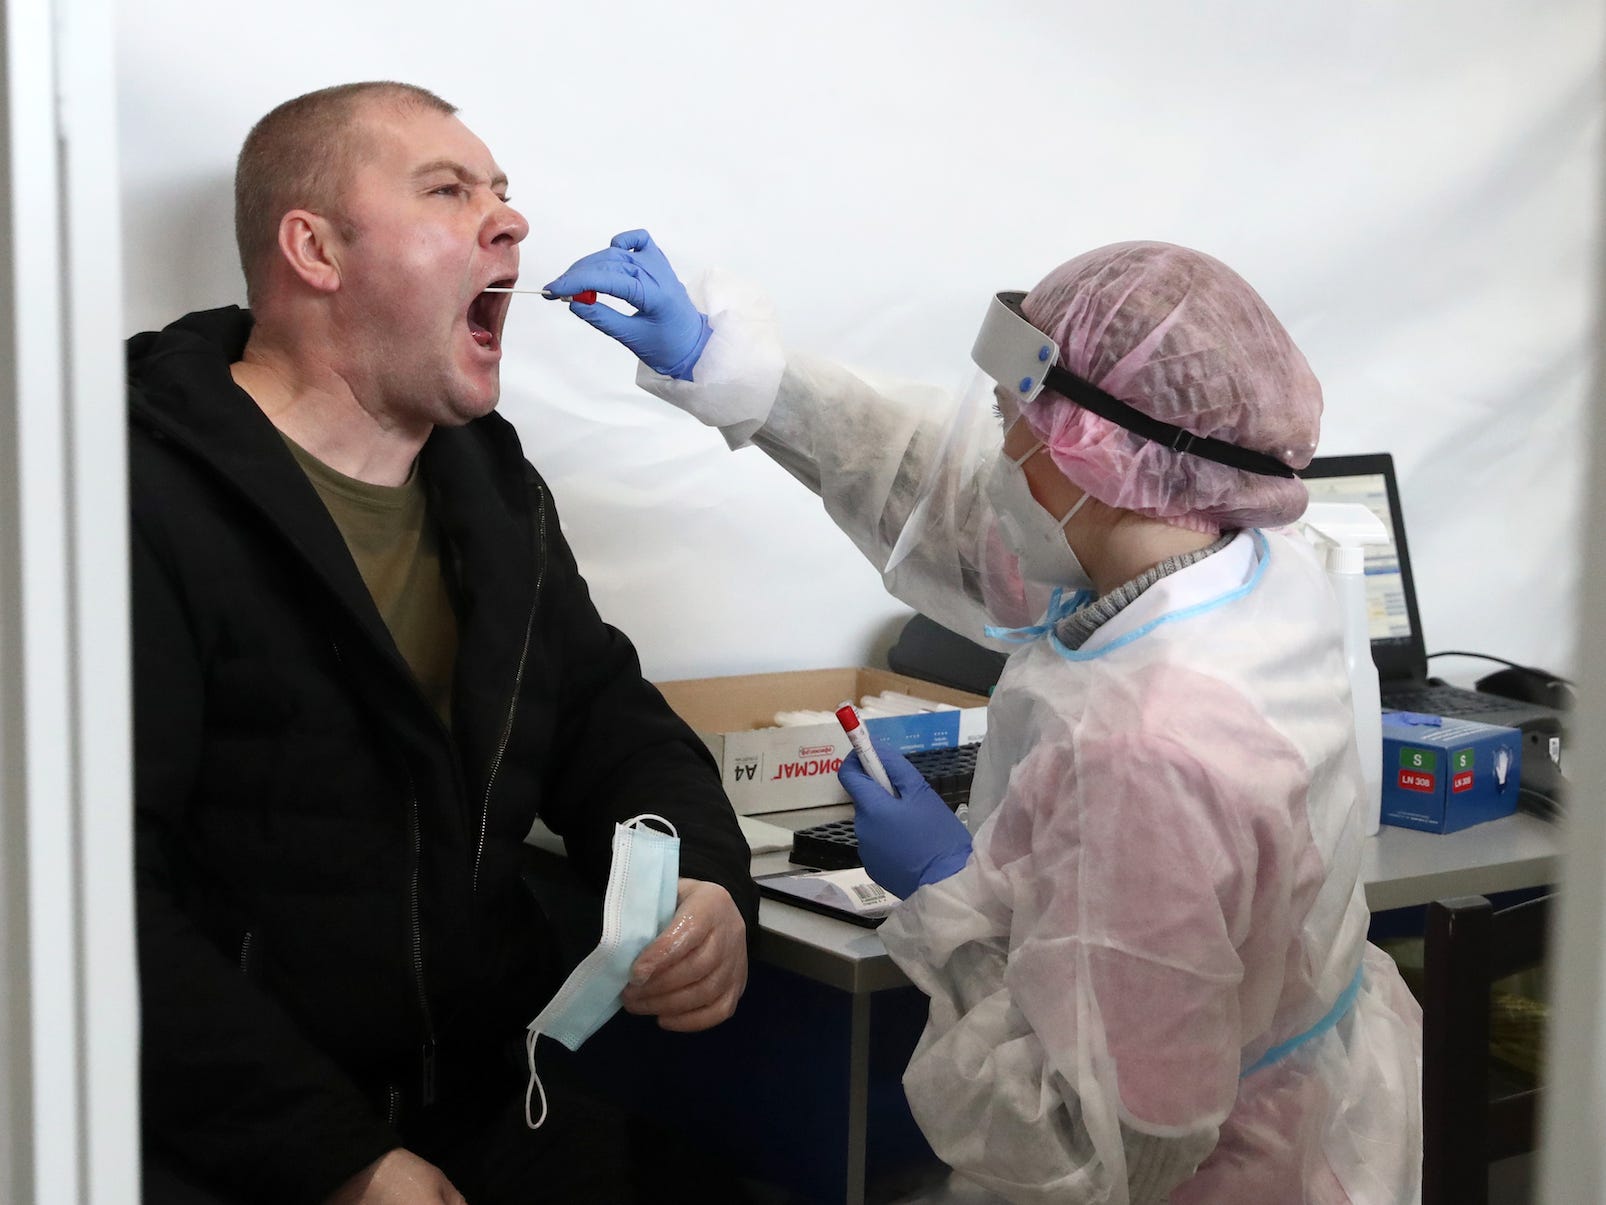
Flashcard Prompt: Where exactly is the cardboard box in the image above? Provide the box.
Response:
[1381,713,1523,834]
[655,668,990,815]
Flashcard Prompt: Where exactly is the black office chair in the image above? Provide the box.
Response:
[1422,893,1553,1205]
[887,612,1007,697]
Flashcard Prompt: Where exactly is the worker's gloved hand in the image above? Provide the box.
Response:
[839,745,973,901]
[542,229,712,380]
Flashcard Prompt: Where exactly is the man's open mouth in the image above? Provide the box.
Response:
[467,279,515,350]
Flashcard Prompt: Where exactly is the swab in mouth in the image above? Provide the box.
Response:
[482,287,598,304]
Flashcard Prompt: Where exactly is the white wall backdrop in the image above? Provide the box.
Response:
[118,1,1602,684]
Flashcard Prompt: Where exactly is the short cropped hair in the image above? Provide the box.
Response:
[234,82,456,306]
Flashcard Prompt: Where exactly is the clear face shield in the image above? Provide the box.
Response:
[882,288,1300,591]
[883,291,1064,583]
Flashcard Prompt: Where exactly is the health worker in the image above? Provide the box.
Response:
[544,234,1424,1204]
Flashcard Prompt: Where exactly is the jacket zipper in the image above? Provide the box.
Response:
[471,483,548,895]
[238,930,254,975]
[404,766,437,1106]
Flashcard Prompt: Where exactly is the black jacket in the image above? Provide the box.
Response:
[129,307,757,1203]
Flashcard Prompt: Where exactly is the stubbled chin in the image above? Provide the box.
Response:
[438,377,501,427]
[460,352,501,408]
[464,388,501,421]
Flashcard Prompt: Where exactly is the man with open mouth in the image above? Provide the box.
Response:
[127,81,758,1205]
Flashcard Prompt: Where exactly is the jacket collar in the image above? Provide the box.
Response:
[129,308,393,649]
[128,306,542,767]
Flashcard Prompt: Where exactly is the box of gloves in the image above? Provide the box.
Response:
[654,668,989,815]
[1380,711,1523,834]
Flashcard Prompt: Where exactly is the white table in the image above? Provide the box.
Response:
[1360,811,1560,911]
[751,806,1561,988]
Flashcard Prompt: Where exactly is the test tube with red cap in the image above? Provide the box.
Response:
[835,702,898,797]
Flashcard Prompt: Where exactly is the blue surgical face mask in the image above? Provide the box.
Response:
[524,814,680,1128]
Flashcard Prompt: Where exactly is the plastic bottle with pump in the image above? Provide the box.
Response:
[1301,503,1390,836]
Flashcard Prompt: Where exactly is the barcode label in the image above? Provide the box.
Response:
[851,882,886,906]
[800,867,901,914]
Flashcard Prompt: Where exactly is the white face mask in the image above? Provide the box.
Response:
[983,431,1093,588]
[524,814,680,1128]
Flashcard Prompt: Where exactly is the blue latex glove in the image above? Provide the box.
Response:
[839,745,973,901]
[542,229,712,381]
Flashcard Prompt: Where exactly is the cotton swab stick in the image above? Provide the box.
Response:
[482,287,598,303]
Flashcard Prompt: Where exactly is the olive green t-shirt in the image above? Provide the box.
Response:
[282,436,458,727]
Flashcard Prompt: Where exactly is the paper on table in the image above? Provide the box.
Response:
[737,814,796,854]
[764,866,901,915]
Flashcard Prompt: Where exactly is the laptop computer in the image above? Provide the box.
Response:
[1300,453,1567,733]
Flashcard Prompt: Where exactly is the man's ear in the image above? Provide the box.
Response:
[277,209,343,294]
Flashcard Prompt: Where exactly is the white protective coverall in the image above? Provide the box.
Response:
[642,275,1424,1204]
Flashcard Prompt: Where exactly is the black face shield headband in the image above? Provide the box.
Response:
[974,292,1297,480]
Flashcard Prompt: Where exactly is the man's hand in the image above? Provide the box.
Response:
[620,878,747,1031]
[324,1149,466,1205]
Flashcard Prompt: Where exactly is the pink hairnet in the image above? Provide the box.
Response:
[1018,242,1320,534]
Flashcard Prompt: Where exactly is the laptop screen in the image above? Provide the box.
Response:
[1299,453,1428,682]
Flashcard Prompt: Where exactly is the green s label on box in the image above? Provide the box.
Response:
[1397,746,1437,793]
